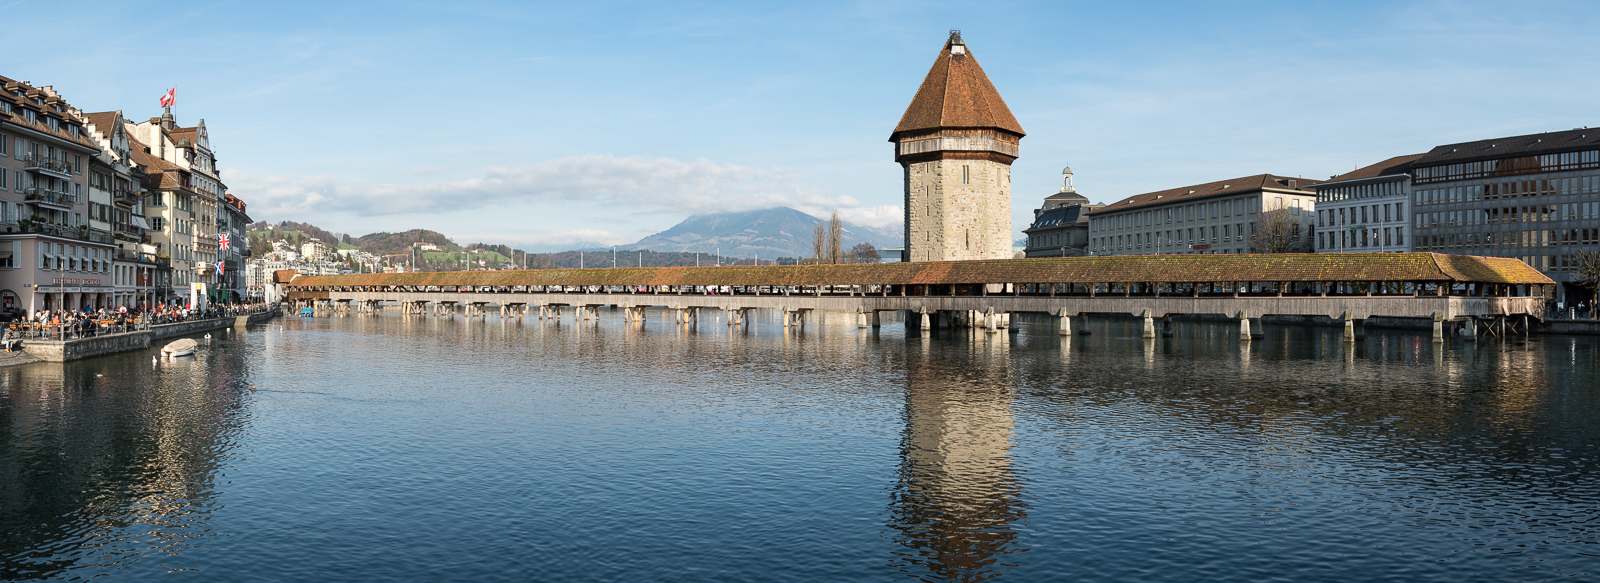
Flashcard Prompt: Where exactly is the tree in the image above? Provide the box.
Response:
[1248,208,1311,254]
[1577,250,1600,309]
[827,212,844,264]
[851,242,881,264]
[811,223,826,264]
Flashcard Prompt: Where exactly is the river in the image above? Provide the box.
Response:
[2,311,1598,581]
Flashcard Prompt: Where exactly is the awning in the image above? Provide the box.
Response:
[132,216,151,230]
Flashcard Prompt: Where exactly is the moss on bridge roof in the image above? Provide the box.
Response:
[288,253,1553,288]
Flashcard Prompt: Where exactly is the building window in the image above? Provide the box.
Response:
[961,165,970,185]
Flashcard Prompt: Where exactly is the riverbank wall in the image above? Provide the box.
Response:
[1537,320,1600,335]
[20,307,282,363]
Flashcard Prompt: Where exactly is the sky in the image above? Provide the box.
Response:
[9,0,1600,251]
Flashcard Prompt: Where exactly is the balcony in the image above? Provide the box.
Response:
[23,188,75,210]
[15,220,87,240]
[113,189,141,206]
[114,248,161,265]
[23,154,74,179]
[114,221,143,242]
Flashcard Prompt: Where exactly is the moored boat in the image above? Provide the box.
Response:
[161,338,198,358]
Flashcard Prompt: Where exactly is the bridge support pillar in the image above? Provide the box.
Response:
[983,308,997,333]
[1431,312,1446,343]
[857,310,868,328]
[1058,311,1072,336]
[1141,310,1156,339]
[1341,312,1364,342]
[870,310,881,328]
[1161,316,1174,338]
[920,310,931,332]
[1460,318,1478,341]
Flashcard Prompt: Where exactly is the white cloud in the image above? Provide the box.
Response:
[458,229,636,252]
[225,155,898,224]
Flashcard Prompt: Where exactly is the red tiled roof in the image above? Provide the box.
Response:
[0,77,102,151]
[287,253,1552,288]
[127,134,178,171]
[1321,154,1423,184]
[82,110,120,133]
[1091,174,1319,215]
[890,32,1024,140]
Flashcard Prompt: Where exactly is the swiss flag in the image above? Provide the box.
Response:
[159,87,175,108]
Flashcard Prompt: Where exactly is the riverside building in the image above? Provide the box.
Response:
[1408,127,1600,303]
[1023,166,1101,257]
[1312,154,1421,254]
[0,78,119,313]
[220,194,251,301]
[83,110,163,307]
[127,111,229,303]
[894,31,1024,262]
[1088,174,1317,256]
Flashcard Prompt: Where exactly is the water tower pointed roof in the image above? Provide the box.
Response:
[890,31,1025,141]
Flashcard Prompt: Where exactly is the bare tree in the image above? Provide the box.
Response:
[827,213,844,264]
[1248,208,1310,253]
[1577,250,1600,310]
[811,223,826,265]
[851,242,881,264]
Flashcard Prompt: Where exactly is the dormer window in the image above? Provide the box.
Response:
[47,118,58,130]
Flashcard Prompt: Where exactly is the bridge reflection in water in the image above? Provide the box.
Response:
[890,333,1027,581]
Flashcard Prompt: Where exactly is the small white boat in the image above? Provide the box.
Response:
[161,338,198,358]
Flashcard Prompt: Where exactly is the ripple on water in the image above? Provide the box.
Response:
[1,312,1598,582]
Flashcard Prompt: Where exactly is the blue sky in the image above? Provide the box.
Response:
[10,0,1600,251]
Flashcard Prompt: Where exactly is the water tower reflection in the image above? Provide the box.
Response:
[888,333,1028,581]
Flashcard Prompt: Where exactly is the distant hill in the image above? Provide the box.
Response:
[355,229,458,257]
[624,207,900,258]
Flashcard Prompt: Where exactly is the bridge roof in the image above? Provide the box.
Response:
[287,253,1552,288]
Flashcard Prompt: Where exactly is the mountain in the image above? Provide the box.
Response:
[625,207,900,259]
[353,229,458,257]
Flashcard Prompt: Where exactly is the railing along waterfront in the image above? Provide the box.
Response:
[2,305,274,342]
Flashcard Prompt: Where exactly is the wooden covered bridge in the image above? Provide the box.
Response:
[282,252,1553,341]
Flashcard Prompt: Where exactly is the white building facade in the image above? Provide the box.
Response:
[1312,155,1419,254]
[1088,174,1317,256]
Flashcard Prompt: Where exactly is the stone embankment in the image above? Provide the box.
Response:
[18,307,282,363]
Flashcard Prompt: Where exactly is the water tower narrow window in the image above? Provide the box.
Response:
[962,165,970,184]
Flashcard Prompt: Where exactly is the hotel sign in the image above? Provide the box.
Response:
[53,278,104,286]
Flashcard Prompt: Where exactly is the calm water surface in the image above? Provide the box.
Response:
[2,311,1599,581]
